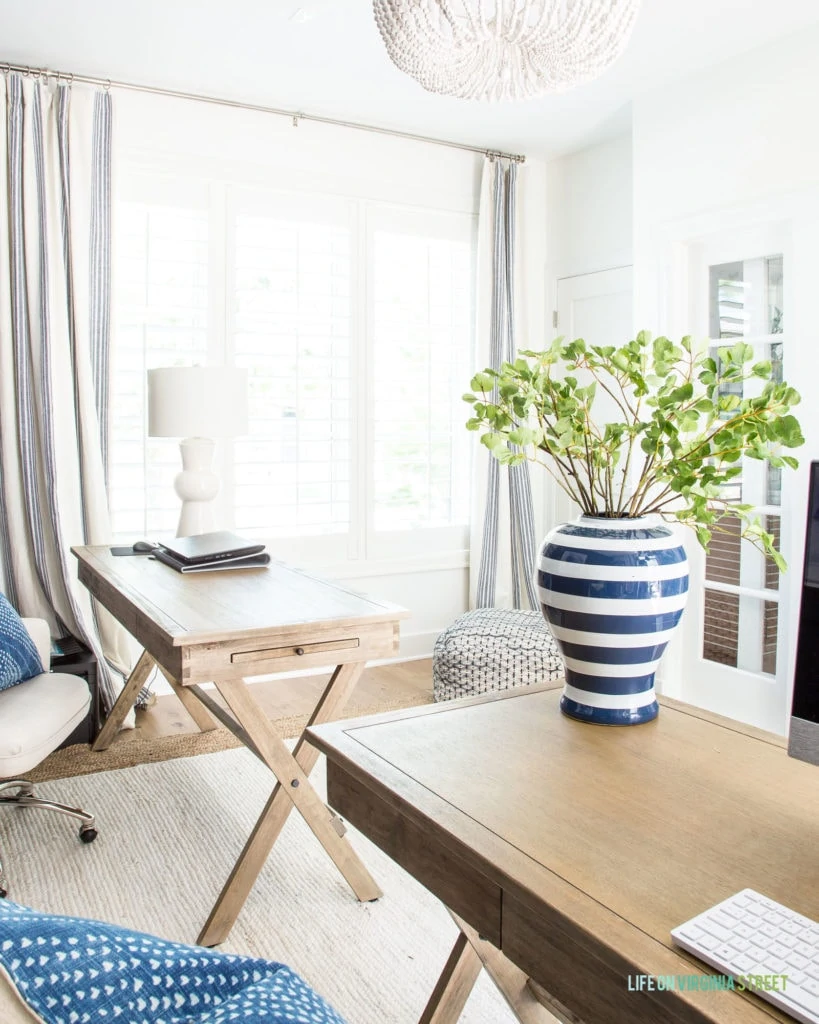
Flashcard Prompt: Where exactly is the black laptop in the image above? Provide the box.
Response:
[159,531,266,566]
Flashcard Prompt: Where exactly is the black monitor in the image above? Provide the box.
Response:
[789,459,819,766]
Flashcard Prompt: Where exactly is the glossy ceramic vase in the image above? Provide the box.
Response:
[535,515,689,725]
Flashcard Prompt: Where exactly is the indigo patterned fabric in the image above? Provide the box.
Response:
[0,593,43,692]
[0,901,348,1024]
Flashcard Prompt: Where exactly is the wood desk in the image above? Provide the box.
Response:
[72,545,408,946]
[308,686,819,1024]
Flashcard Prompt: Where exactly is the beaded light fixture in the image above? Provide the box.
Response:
[372,0,641,102]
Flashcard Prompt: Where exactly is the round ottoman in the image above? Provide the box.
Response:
[432,607,563,702]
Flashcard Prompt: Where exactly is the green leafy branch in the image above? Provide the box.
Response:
[464,330,803,570]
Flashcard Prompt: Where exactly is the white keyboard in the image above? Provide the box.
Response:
[672,889,819,1024]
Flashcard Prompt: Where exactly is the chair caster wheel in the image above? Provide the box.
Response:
[79,827,98,844]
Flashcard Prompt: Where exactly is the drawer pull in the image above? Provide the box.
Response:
[295,647,305,656]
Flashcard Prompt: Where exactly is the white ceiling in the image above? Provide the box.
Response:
[2,0,819,160]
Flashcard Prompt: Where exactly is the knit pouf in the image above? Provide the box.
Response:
[432,608,563,702]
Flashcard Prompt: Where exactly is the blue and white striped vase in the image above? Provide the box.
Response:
[536,515,689,725]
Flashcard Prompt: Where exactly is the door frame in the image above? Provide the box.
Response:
[648,191,819,733]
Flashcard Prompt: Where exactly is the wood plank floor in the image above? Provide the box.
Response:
[136,658,435,740]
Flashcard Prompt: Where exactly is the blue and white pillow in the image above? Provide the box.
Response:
[0,593,43,692]
[0,900,349,1024]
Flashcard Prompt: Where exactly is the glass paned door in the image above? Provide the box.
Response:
[702,255,783,678]
[674,231,794,734]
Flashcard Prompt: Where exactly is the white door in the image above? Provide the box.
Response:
[554,266,634,524]
[672,227,794,733]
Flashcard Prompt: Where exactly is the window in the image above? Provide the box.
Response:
[109,179,475,566]
[702,253,784,676]
[110,200,209,539]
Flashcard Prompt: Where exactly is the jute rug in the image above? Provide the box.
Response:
[28,692,434,783]
[3,746,516,1024]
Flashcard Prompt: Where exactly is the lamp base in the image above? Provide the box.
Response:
[174,437,219,538]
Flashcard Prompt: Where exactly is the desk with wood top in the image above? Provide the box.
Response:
[308,685,819,1024]
[72,545,408,946]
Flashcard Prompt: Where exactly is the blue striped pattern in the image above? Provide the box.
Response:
[537,571,688,600]
[537,516,688,725]
[559,641,669,664]
[542,606,684,634]
[475,158,537,611]
[0,75,123,712]
[556,523,674,540]
[560,697,659,726]
[543,543,687,566]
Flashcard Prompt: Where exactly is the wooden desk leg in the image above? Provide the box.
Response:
[156,665,218,734]
[418,930,482,1024]
[92,650,156,752]
[197,664,382,947]
[420,913,565,1024]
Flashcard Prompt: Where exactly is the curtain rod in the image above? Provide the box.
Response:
[1,61,526,164]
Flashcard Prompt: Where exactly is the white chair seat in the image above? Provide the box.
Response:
[0,672,90,777]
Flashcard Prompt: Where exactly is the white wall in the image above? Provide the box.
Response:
[538,133,634,530]
[632,23,819,727]
[545,132,633,283]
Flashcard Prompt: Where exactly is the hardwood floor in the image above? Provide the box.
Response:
[135,658,434,740]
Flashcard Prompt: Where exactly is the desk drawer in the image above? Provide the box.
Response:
[182,620,399,682]
[231,638,359,664]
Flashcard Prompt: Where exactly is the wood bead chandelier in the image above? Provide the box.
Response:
[372,0,641,102]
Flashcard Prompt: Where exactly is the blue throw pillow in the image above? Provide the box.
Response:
[0,593,44,692]
[0,900,349,1024]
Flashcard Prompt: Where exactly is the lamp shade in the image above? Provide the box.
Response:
[147,366,249,439]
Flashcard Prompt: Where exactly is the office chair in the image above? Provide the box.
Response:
[0,618,97,897]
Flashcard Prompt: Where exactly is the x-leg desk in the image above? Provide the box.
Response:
[73,545,407,946]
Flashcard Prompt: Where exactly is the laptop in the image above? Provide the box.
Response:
[159,531,266,566]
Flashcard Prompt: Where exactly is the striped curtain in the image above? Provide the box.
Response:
[0,73,131,712]
[470,157,538,610]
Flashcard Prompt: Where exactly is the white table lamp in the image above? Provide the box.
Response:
[147,366,249,537]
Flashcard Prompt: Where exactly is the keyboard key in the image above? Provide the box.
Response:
[679,925,705,942]
[782,921,803,936]
[712,911,736,929]
[780,934,801,949]
[790,988,819,1020]
[805,979,819,997]
[768,942,791,959]
[789,970,807,986]
[796,941,816,958]
[733,923,754,939]
[759,923,780,940]
[728,937,750,953]
[788,953,810,970]
[765,912,785,926]
[698,935,719,951]
[732,954,755,972]
[807,965,819,982]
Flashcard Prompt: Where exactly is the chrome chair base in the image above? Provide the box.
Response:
[0,779,98,897]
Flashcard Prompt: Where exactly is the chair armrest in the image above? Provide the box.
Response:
[20,618,51,668]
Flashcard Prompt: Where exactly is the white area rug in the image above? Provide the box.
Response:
[2,747,517,1024]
